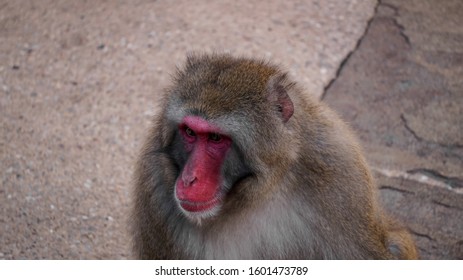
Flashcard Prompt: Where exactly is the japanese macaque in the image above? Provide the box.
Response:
[131,53,417,259]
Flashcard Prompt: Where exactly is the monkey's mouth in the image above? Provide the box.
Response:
[179,197,221,213]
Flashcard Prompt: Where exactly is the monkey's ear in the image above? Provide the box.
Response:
[267,74,294,123]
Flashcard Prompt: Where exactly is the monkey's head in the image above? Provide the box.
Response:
[162,54,301,224]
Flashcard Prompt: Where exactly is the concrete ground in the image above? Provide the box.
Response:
[324,0,463,259]
[0,0,460,259]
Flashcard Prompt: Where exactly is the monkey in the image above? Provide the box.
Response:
[131,53,418,259]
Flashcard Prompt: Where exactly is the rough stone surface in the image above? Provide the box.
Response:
[324,0,463,259]
[376,172,463,259]
[0,0,377,259]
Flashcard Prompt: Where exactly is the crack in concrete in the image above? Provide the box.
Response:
[321,0,381,100]
[391,16,411,46]
[381,2,399,14]
[408,168,463,189]
[316,0,462,196]
[432,200,463,211]
[321,0,413,100]
[372,167,462,194]
[380,1,411,46]
[401,113,463,150]
[400,113,424,142]
[379,185,415,195]
[410,229,435,241]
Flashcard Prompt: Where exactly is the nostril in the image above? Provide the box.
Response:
[183,175,197,187]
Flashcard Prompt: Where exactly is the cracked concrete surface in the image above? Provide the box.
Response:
[324,0,463,259]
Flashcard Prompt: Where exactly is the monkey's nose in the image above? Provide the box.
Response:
[182,175,197,187]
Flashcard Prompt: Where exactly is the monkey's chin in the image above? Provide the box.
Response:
[177,198,222,225]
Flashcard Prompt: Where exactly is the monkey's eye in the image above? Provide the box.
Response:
[185,126,196,137]
[208,133,222,142]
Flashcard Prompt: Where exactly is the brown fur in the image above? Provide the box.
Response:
[131,53,417,259]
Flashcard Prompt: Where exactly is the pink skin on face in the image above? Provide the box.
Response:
[176,116,232,213]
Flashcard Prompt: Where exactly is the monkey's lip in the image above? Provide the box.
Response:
[179,198,220,213]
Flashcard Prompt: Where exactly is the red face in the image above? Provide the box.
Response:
[175,116,232,214]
